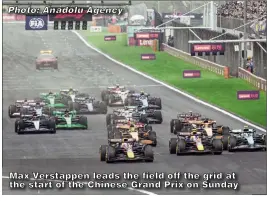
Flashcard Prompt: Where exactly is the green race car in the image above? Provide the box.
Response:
[39,93,67,109]
[53,110,88,129]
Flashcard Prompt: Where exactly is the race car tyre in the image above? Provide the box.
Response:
[8,105,16,118]
[148,131,157,147]
[169,138,177,154]
[144,125,152,131]
[154,111,163,124]
[15,119,19,133]
[140,114,148,124]
[212,139,223,155]
[78,116,88,129]
[106,146,116,163]
[100,102,107,114]
[228,136,237,152]
[17,120,25,135]
[222,135,229,150]
[222,126,230,135]
[100,145,108,161]
[170,119,175,133]
[101,90,108,101]
[263,135,266,145]
[144,145,154,162]
[155,98,162,109]
[108,131,114,139]
[106,114,114,126]
[48,119,56,134]
[126,98,134,106]
[174,120,183,133]
[108,95,115,106]
[69,102,79,111]
[176,139,186,155]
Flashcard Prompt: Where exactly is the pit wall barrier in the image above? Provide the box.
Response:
[107,25,121,33]
[162,44,266,91]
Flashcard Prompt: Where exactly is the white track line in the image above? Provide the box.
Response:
[72,30,266,133]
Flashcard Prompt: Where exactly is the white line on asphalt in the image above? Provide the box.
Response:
[72,30,266,133]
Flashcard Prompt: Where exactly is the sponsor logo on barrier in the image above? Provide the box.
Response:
[3,14,16,21]
[183,70,201,78]
[90,26,102,32]
[135,32,160,40]
[16,14,26,21]
[137,39,153,46]
[25,15,48,30]
[237,91,260,100]
[191,43,225,56]
[104,36,116,41]
[141,54,156,60]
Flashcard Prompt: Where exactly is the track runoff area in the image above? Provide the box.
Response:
[1,0,267,199]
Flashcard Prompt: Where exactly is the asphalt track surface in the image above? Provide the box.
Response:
[2,23,266,195]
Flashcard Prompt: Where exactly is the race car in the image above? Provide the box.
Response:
[137,108,163,124]
[53,110,88,129]
[69,96,107,114]
[36,50,58,69]
[20,102,46,117]
[228,126,266,152]
[101,85,134,106]
[169,129,223,155]
[38,92,67,109]
[8,99,37,118]
[110,123,157,146]
[60,88,79,104]
[125,91,162,109]
[99,138,154,163]
[15,113,56,134]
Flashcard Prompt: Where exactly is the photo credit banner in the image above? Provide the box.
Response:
[183,70,201,78]
[141,54,156,60]
[25,15,48,30]
[104,35,116,41]
[237,91,260,100]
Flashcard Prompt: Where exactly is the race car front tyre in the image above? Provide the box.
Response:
[106,146,116,163]
[170,119,175,133]
[101,90,108,101]
[8,105,16,118]
[155,98,162,109]
[48,119,56,134]
[222,134,230,150]
[106,114,114,126]
[99,145,108,161]
[228,136,237,152]
[15,119,19,133]
[176,139,186,155]
[174,120,183,133]
[169,138,177,154]
[212,139,223,155]
[78,116,88,129]
[100,102,107,114]
[148,131,157,147]
[144,145,154,162]
[154,111,163,124]
[17,120,25,135]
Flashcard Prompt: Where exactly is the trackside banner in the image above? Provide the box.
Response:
[25,15,48,30]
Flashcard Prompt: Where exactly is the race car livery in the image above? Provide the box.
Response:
[53,110,88,129]
[36,50,58,69]
[125,93,162,109]
[69,96,107,114]
[169,129,223,155]
[99,138,154,163]
[15,115,56,134]
[39,92,67,109]
[228,128,266,151]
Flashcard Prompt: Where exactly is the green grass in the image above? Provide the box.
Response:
[79,31,266,127]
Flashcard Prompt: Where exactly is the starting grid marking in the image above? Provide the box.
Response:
[2,84,163,91]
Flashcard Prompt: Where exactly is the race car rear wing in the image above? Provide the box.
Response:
[178,113,201,118]
[108,138,135,143]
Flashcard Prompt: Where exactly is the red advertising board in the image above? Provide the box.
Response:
[3,14,16,21]
[134,32,160,40]
[128,37,136,46]
[15,14,26,21]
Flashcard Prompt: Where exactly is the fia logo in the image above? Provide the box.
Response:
[29,18,45,29]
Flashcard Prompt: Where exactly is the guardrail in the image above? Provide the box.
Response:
[162,44,225,76]
[162,43,266,91]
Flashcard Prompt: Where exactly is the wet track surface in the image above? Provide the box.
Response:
[2,24,266,195]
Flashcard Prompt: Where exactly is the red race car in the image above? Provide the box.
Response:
[36,50,58,70]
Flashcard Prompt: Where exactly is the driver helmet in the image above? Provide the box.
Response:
[35,102,41,108]
[189,111,193,116]
[24,98,28,102]
[64,109,70,117]
[140,91,145,96]
[48,91,53,95]
[191,128,197,135]
[115,84,120,88]
[129,124,136,132]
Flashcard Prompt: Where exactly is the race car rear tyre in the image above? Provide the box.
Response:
[228,136,237,152]
[155,98,162,109]
[212,139,223,155]
[176,139,186,155]
[174,120,183,133]
[17,120,25,135]
[15,119,19,133]
[106,146,116,163]
[8,105,16,118]
[222,134,230,150]
[78,116,88,129]
[140,114,148,124]
[169,138,177,154]
[108,95,115,106]
[144,145,154,162]
[100,102,107,114]
[148,131,157,147]
[170,119,175,133]
[101,90,108,101]
[48,119,56,134]
[222,127,230,135]
[100,145,108,161]
[106,114,114,126]
[154,111,163,124]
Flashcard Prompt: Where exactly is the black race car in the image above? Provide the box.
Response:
[137,108,163,124]
[69,96,107,114]
[125,93,162,109]
[228,128,266,152]
[99,138,154,163]
[15,115,56,134]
